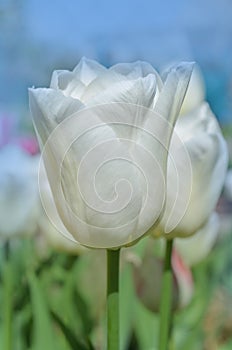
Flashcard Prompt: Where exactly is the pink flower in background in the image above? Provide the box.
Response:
[0,113,39,155]
[0,113,40,238]
[172,247,194,308]
[15,136,39,155]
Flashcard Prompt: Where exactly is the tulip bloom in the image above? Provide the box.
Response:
[153,102,228,238]
[153,67,228,350]
[29,58,193,249]
[175,212,220,266]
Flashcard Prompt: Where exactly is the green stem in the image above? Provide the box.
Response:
[159,239,174,350]
[107,249,120,350]
[3,240,13,350]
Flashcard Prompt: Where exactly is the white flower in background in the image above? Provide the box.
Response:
[0,145,39,238]
[129,241,194,312]
[153,101,228,238]
[29,57,193,249]
[175,212,220,266]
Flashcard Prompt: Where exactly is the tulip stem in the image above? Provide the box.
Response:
[107,249,120,350]
[159,239,174,350]
[3,240,13,350]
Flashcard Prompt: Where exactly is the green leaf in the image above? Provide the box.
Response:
[134,300,159,350]
[51,311,90,350]
[2,257,13,350]
[14,306,33,350]
[28,272,60,350]
[72,287,94,335]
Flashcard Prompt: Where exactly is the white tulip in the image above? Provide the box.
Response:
[29,58,193,249]
[153,102,228,238]
[175,212,220,266]
[0,145,39,238]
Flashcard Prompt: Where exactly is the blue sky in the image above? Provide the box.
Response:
[24,0,231,64]
[1,0,232,122]
[24,0,181,48]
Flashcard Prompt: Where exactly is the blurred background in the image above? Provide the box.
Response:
[1,0,232,124]
[1,1,232,349]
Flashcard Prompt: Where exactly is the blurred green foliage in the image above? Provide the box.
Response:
[0,230,232,350]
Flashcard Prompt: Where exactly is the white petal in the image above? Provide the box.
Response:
[110,60,163,84]
[160,102,228,236]
[81,74,160,142]
[138,63,194,229]
[38,163,87,254]
[29,88,84,144]
[87,74,158,108]
[50,70,85,100]
[154,62,194,126]
[82,62,162,107]
[80,70,127,102]
[179,65,205,115]
[175,212,220,266]
[73,57,107,85]
[39,103,146,248]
